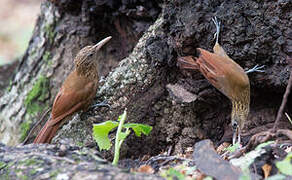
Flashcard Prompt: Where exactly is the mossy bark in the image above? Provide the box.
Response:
[0,143,164,180]
[0,0,160,145]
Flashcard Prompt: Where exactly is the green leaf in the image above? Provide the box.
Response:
[266,174,286,180]
[276,152,292,175]
[123,123,152,137]
[165,168,185,180]
[224,142,240,153]
[92,121,119,151]
[118,130,130,141]
[203,176,213,180]
[239,168,251,180]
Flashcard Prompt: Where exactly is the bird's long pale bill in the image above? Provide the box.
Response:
[93,36,112,51]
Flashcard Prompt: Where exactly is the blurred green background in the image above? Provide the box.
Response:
[0,0,40,66]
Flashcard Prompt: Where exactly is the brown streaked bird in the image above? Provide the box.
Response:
[177,17,264,144]
[33,36,112,144]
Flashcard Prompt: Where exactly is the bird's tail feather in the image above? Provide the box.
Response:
[33,118,60,144]
[177,56,199,70]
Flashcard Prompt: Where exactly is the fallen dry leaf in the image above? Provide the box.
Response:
[284,146,292,153]
[134,165,155,174]
[140,154,151,161]
[185,147,194,158]
[217,142,230,154]
[262,164,272,179]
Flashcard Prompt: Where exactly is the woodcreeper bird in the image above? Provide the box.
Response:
[177,17,264,144]
[33,36,112,144]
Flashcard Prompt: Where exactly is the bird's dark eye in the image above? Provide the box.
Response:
[89,53,93,57]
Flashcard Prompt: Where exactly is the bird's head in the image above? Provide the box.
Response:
[74,36,112,77]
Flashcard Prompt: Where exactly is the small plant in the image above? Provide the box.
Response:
[160,167,186,180]
[224,142,240,153]
[92,110,152,166]
[275,152,292,176]
[160,163,198,180]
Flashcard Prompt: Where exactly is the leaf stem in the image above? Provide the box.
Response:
[112,110,127,166]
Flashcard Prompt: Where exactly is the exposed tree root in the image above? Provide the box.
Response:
[229,128,292,159]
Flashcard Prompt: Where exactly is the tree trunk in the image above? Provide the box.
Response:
[0,0,291,159]
[0,0,161,145]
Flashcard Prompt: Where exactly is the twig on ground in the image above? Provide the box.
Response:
[21,108,51,145]
[276,129,292,140]
[228,128,292,159]
[145,154,191,166]
[272,56,292,132]
[241,122,287,137]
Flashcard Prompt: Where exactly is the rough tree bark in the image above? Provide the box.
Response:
[0,0,291,160]
[0,0,161,145]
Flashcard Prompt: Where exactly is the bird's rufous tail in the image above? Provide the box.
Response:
[33,118,60,144]
[177,56,199,70]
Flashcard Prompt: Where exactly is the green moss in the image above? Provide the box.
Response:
[76,141,84,147]
[49,170,59,179]
[29,169,37,175]
[71,154,81,163]
[0,162,16,180]
[24,75,49,115]
[18,175,28,180]
[0,171,10,180]
[0,161,7,169]
[18,159,42,166]
[30,48,36,56]
[43,51,52,65]
[44,23,55,44]
[6,80,13,92]
[14,168,29,180]
[19,120,32,142]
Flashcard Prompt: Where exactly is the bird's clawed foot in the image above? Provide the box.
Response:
[212,16,221,44]
[245,64,265,74]
[232,132,241,146]
[232,122,241,146]
[91,100,111,109]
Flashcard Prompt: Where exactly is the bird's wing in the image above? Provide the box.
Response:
[48,81,96,127]
[196,48,249,98]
